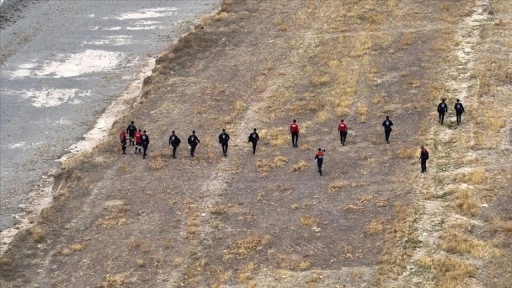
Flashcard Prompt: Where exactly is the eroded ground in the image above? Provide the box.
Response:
[1,0,511,287]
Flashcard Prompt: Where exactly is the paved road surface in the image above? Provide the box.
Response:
[0,0,219,239]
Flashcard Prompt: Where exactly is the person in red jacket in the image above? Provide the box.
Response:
[337,119,348,146]
[134,129,142,154]
[290,119,300,147]
[119,130,127,154]
[314,148,325,176]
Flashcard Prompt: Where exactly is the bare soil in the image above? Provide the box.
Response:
[1,0,511,287]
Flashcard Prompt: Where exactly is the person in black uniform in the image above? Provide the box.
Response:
[126,121,137,146]
[168,130,181,159]
[188,131,200,157]
[141,130,150,159]
[382,116,393,143]
[248,128,260,155]
[119,130,127,154]
[419,145,429,173]
[218,128,230,157]
[314,148,325,176]
[454,99,465,125]
[437,98,448,125]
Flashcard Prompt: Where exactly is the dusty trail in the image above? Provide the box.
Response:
[397,0,496,286]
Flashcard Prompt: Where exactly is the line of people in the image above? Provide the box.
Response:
[120,98,465,174]
[120,122,261,159]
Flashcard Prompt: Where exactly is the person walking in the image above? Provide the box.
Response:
[218,128,230,157]
[134,129,142,153]
[454,99,465,125]
[119,130,127,154]
[141,130,150,159]
[168,130,181,159]
[126,121,137,146]
[314,148,325,176]
[248,128,260,155]
[188,130,200,157]
[437,98,448,125]
[338,119,348,145]
[382,115,394,143]
[419,145,429,173]
[290,119,300,147]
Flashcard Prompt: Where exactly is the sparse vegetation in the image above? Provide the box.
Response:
[2,0,510,287]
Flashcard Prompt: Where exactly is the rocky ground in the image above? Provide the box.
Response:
[1,0,510,287]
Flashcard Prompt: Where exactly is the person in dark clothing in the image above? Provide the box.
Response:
[314,148,325,176]
[454,99,465,125]
[290,119,299,147]
[126,121,137,146]
[141,130,149,159]
[338,119,348,145]
[218,128,230,157]
[419,145,429,173]
[119,130,127,154]
[382,116,393,143]
[168,130,181,159]
[187,131,200,157]
[437,98,448,125]
[248,128,260,155]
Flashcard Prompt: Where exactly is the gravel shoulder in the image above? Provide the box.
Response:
[1,1,510,287]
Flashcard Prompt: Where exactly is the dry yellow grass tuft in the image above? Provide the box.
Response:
[419,256,477,288]
[225,235,270,259]
[259,128,289,147]
[396,147,418,159]
[299,261,312,271]
[440,230,492,258]
[256,155,288,173]
[357,104,368,123]
[30,226,46,243]
[366,219,383,235]
[290,161,309,172]
[300,214,318,226]
[327,181,345,193]
[454,168,486,185]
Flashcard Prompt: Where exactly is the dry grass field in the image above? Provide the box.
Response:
[1,0,511,287]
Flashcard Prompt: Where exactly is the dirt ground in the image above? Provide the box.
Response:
[1,0,511,287]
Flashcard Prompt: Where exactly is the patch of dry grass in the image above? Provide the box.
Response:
[259,128,289,147]
[453,168,486,185]
[29,226,46,243]
[356,104,368,123]
[290,161,309,172]
[327,181,345,193]
[440,230,493,258]
[256,155,288,173]
[61,243,84,256]
[418,256,476,288]
[396,147,418,159]
[366,219,384,236]
[300,214,318,226]
[224,235,270,259]
[452,187,478,216]
[96,201,129,228]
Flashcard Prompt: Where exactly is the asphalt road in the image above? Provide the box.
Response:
[0,0,219,234]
